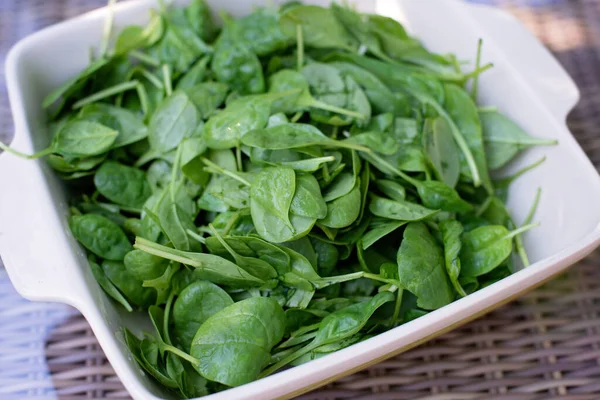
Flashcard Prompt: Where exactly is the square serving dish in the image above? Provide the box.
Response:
[1,0,600,399]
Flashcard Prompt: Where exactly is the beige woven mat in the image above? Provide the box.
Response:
[2,0,600,399]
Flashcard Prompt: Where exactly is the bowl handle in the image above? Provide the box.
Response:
[0,140,90,306]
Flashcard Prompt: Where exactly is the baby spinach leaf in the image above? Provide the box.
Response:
[396,223,454,310]
[279,5,357,51]
[54,120,118,157]
[361,221,407,250]
[78,103,148,148]
[374,180,406,201]
[242,123,370,152]
[70,214,132,260]
[251,166,296,230]
[320,182,362,229]
[208,225,278,280]
[94,161,151,209]
[323,172,356,202]
[415,181,473,214]
[148,91,198,153]
[204,95,272,150]
[211,35,265,95]
[176,56,210,91]
[444,84,492,193]
[423,117,460,188]
[480,111,557,170]
[191,297,285,387]
[123,249,168,281]
[225,7,291,56]
[369,196,438,221]
[342,132,399,156]
[261,291,393,376]
[291,174,327,219]
[173,281,234,352]
[184,82,229,119]
[134,237,265,287]
[102,260,155,307]
[89,257,133,312]
[460,223,538,277]
[439,220,466,297]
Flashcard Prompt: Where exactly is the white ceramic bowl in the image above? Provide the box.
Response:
[1,1,600,399]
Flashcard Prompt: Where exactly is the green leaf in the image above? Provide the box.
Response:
[480,111,557,170]
[279,5,357,51]
[369,196,438,221]
[191,297,285,387]
[94,161,151,209]
[53,120,118,157]
[148,91,198,153]
[439,220,466,297]
[70,214,132,260]
[423,117,460,188]
[173,281,233,351]
[134,237,265,287]
[396,223,454,310]
[78,103,148,148]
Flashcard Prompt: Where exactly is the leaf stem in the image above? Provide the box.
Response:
[464,62,494,81]
[296,24,304,71]
[163,292,175,346]
[130,50,161,67]
[391,289,403,328]
[0,142,54,159]
[162,343,200,365]
[470,38,483,100]
[162,64,172,97]
[201,157,251,187]
[475,195,493,217]
[513,188,542,267]
[236,144,243,172]
[496,156,546,187]
[134,237,201,268]
[72,80,140,109]
[312,271,364,289]
[100,0,117,58]
[503,222,540,241]
[310,99,367,120]
[135,82,150,115]
[186,229,206,244]
[259,343,318,378]
[139,68,164,90]
[363,272,402,287]
[524,188,541,225]
[291,111,303,123]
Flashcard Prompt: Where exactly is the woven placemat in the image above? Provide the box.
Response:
[2,1,600,399]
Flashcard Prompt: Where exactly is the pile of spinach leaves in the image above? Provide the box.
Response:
[0,1,556,397]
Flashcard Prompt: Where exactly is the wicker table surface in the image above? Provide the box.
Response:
[2,1,600,399]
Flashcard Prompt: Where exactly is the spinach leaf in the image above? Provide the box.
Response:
[148,91,198,153]
[211,35,265,95]
[191,297,285,386]
[134,237,265,287]
[279,5,357,51]
[439,220,466,297]
[70,214,132,260]
[480,111,557,170]
[369,196,438,221]
[94,161,151,209]
[423,117,460,188]
[173,280,234,351]
[460,223,538,277]
[396,223,454,310]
